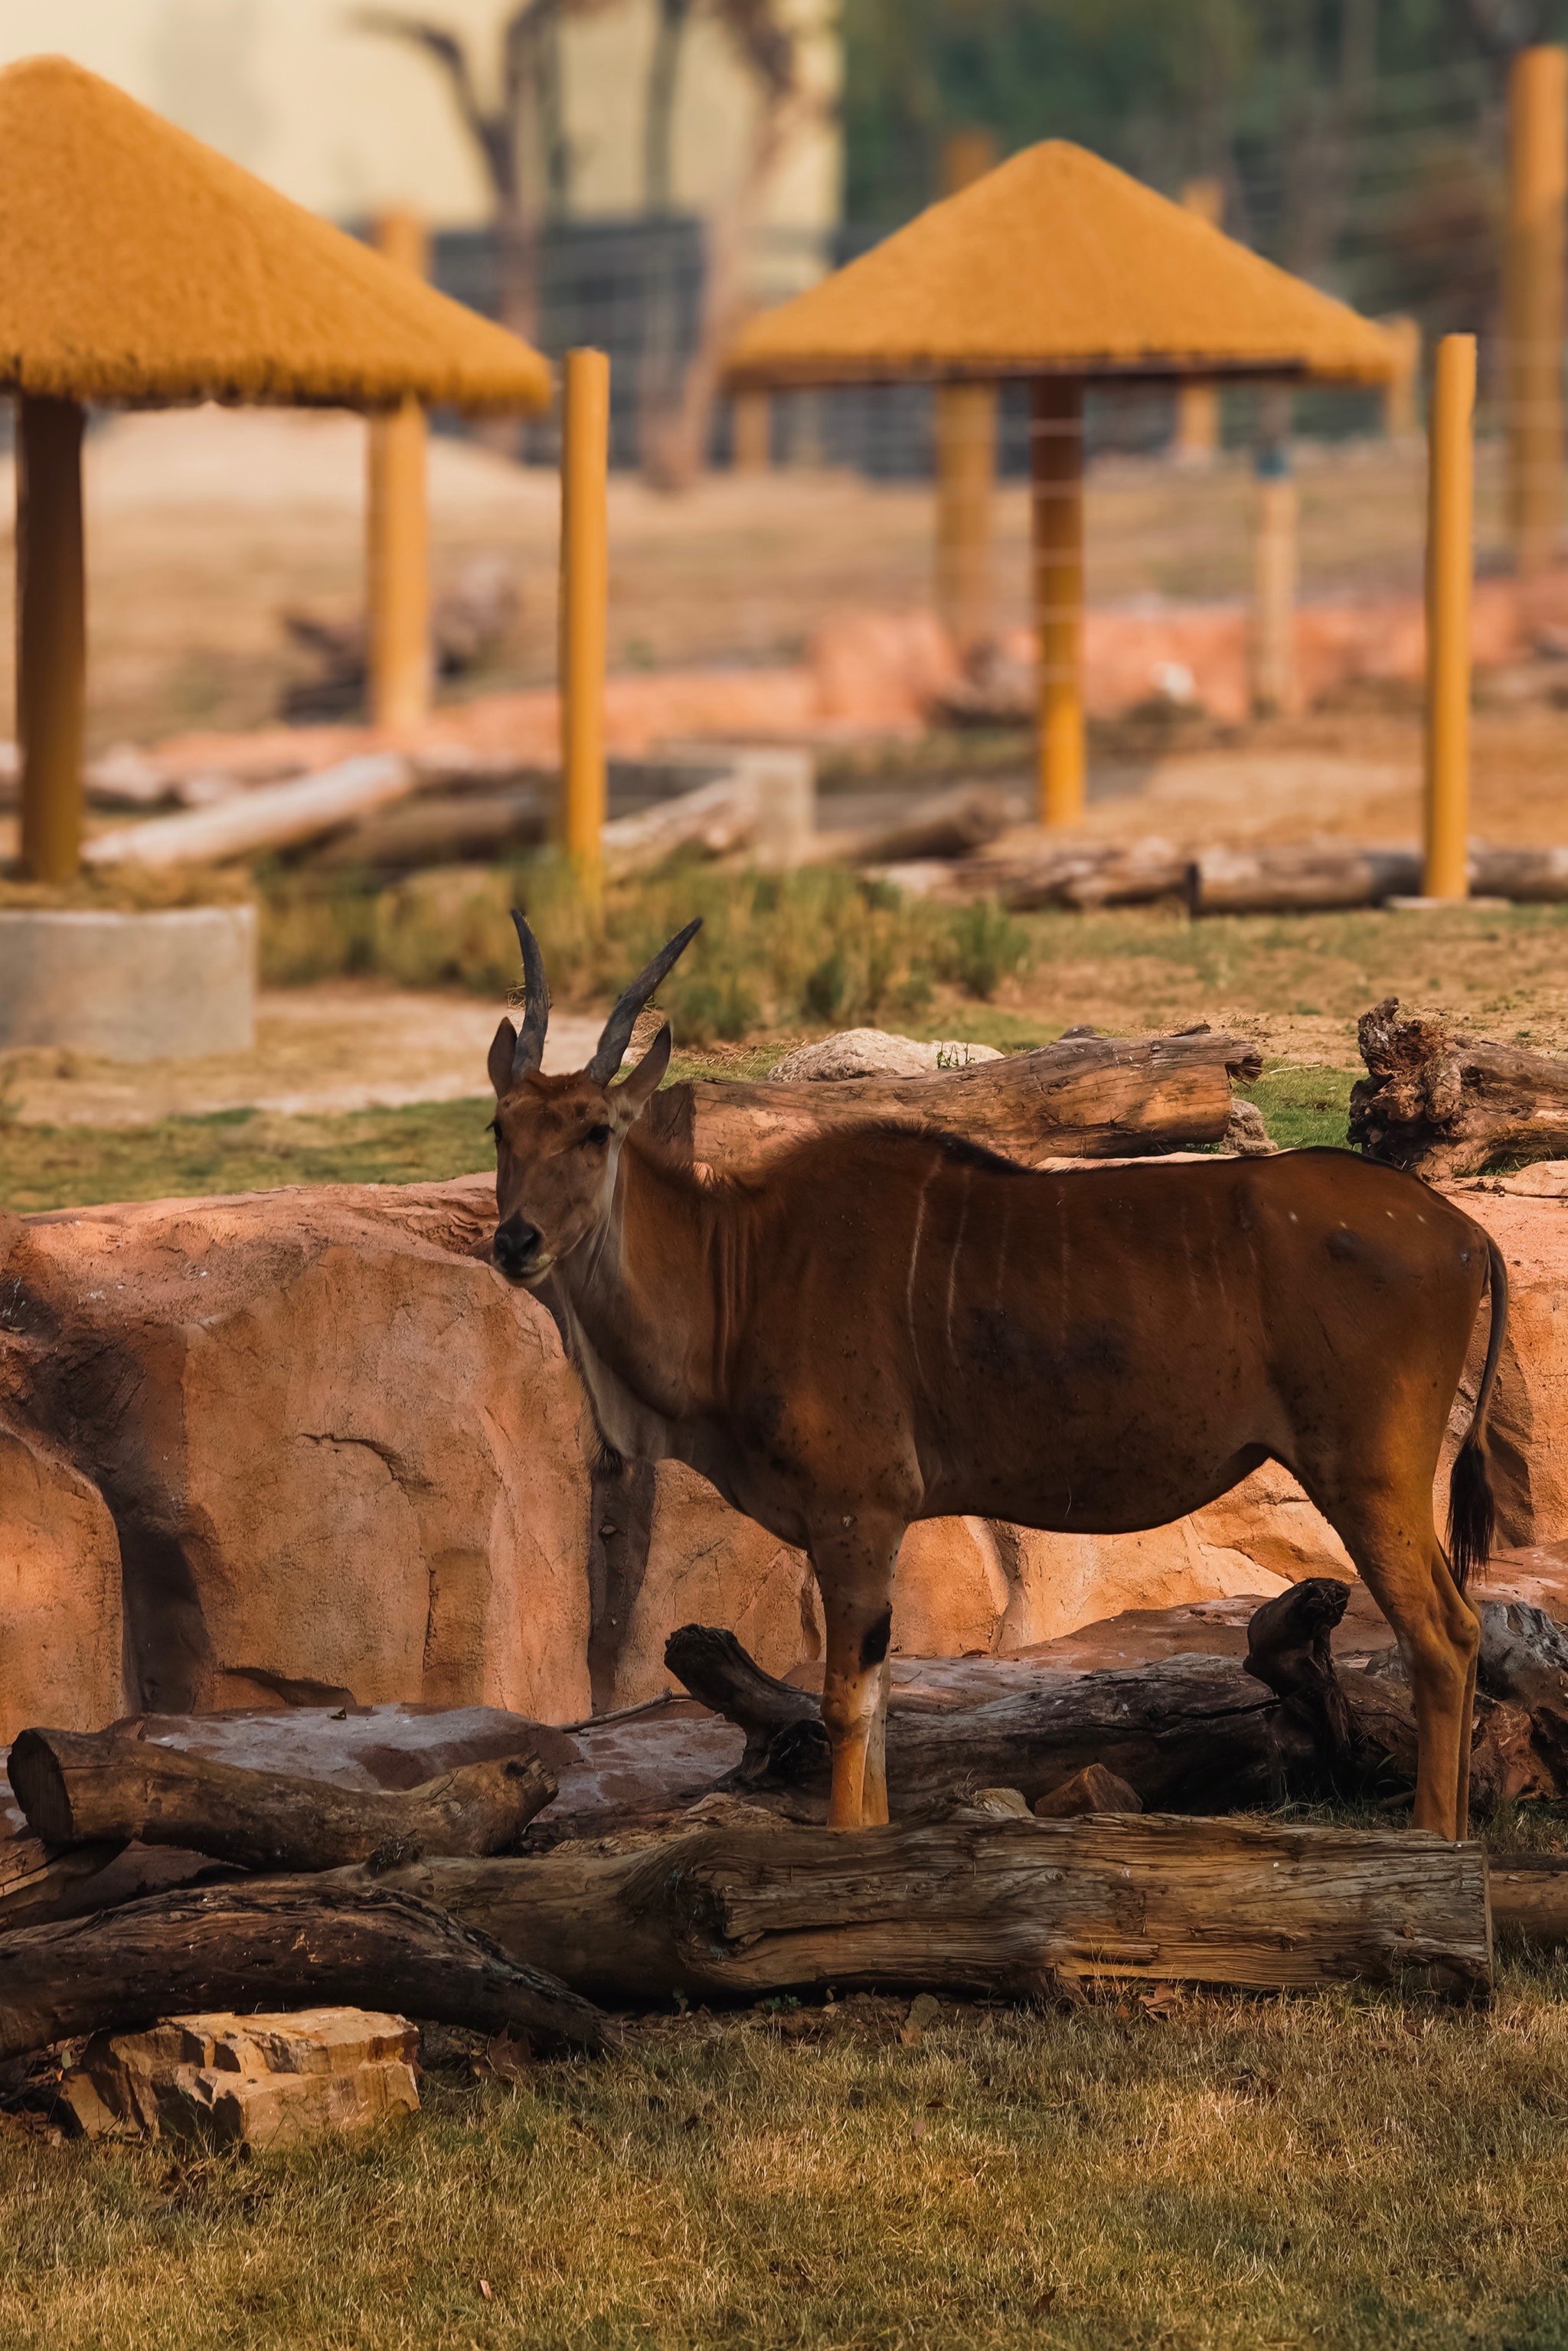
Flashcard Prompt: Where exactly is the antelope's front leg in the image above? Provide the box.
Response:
[812,1517,902,1830]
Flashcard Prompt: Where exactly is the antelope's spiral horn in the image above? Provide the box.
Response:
[509,909,551,1078]
[584,917,702,1083]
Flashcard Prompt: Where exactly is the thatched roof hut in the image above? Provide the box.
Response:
[2,56,551,880]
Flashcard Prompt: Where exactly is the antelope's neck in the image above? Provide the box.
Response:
[554,1132,743,1428]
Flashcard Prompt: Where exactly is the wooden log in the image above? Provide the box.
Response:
[1187,844,1422,915]
[364,1812,1491,2001]
[0,1879,611,2059]
[8,1729,557,1873]
[964,838,1189,912]
[667,1614,1318,1811]
[0,1833,232,1931]
[645,1027,1263,1173]
[665,1597,1545,1821]
[1350,995,1568,1175]
[84,753,416,869]
[845,784,1013,866]
[1491,1855,1568,1944]
[309,789,547,871]
[1471,844,1568,902]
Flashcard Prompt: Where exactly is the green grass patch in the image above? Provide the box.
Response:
[9,1967,1568,2349]
[0,1099,497,1216]
[1237,1063,1359,1152]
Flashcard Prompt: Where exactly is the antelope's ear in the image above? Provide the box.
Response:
[488,1019,519,1100]
[612,1021,672,1123]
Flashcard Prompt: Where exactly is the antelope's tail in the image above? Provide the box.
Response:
[1448,1235,1508,1594]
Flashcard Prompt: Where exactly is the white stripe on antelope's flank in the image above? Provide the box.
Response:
[906,1158,939,1370]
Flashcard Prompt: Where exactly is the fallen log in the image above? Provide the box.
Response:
[1349,996,1568,1176]
[844,784,1014,866]
[309,789,548,871]
[664,1589,1550,1820]
[8,1729,557,1874]
[0,1833,232,1931]
[85,752,416,868]
[363,1812,1491,2001]
[1468,845,1568,903]
[962,838,1189,912]
[1187,844,1422,916]
[602,751,814,877]
[1491,1856,1568,1944]
[0,1879,611,2058]
[645,1027,1263,1171]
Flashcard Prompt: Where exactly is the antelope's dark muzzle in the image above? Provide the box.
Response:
[492,1216,543,1282]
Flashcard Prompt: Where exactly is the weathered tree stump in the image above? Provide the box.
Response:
[1350,997,1568,1175]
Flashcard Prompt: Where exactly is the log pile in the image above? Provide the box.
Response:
[13,1579,1568,2054]
[1350,997,1568,1177]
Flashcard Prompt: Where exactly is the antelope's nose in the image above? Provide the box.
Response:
[493,1216,542,1281]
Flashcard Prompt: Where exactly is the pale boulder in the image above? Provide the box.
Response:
[60,2008,420,2147]
[769,1030,1002,1083]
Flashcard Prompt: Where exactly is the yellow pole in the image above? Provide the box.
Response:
[560,347,610,890]
[732,388,772,473]
[1506,44,1567,579]
[1382,315,1422,439]
[1174,178,1223,465]
[367,208,432,734]
[935,381,996,653]
[17,394,87,885]
[1424,334,1475,903]
[934,130,998,651]
[1031,376,1086,828]
[1251,452,1300,718]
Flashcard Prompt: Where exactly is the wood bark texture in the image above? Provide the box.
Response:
[664,1588,1561,1822]
[0,1879,611,2059]
[1187,845,1422,915]
[1350,996,1568,1174]
[643,1028,1263,1172]
[8,1729,557,1873]
[963,839,1189,911]
[366,1812,1491,2001]
[85,753,416,868]
[841,784,1012,866]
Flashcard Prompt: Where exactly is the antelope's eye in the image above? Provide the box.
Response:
[585,1122,611,1147]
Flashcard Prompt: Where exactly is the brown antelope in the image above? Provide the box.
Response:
[489,915,1508,1840]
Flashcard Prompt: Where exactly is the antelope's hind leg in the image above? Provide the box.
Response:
[1325,1483,1481,1841]
[812,1516,902,1831]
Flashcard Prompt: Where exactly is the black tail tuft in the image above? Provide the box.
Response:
[1447,1434,1494,1595]
[1447,1234,1508,1595]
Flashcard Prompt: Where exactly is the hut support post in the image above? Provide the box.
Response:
[1031,376,1086,828]
[1383,315,1421,439]
[17,394,87,886]
[1251,452,1300,718]
[1507,44,1566,579]
[1174,180,1223,465]
[732,390,771,473]
[935,381,996,653]
[367,211,432,735]
[561,346,610,891]
[1424,333,1475,903]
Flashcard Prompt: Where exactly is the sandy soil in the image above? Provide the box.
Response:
[2,986,603,1127]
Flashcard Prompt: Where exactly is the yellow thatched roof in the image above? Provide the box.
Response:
[729,142,1395,389]
[0,57,551,412]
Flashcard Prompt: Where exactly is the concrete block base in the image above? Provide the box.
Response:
[0,903,256,1060]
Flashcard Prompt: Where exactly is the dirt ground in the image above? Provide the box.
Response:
[0,408,1503,749]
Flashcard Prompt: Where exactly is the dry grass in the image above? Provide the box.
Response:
[8,1964,1568,2349]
